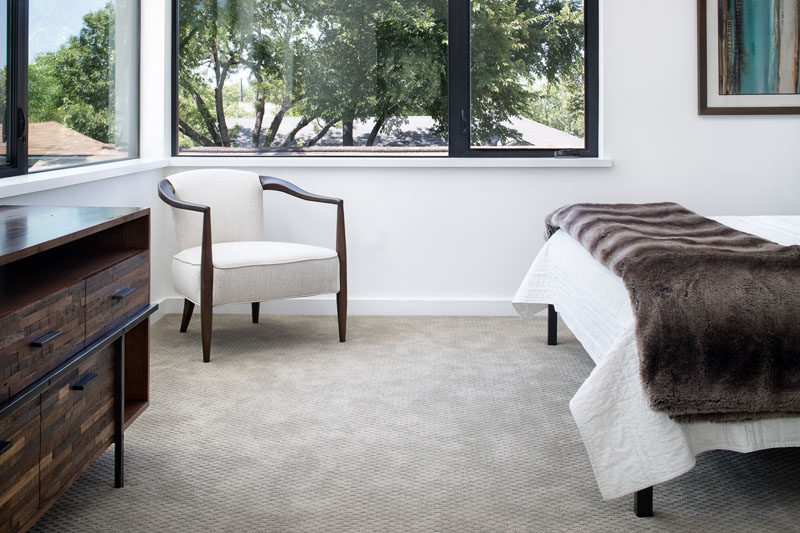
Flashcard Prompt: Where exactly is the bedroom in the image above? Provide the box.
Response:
[1,0,799,531]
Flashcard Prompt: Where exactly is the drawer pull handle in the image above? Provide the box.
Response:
[112,287,136,300]
[0,440,11,456]
[30,330,63,347]
[71,373,98,391]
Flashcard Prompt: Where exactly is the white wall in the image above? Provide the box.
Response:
[4,0,799,316]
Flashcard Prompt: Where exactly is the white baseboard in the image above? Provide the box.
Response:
[151,296,517,322]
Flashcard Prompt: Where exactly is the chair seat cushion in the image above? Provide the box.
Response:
[172,241,340,306]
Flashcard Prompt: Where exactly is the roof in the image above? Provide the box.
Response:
[0,121,122,156]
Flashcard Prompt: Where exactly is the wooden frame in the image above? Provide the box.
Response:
[158,176,347,362]
[698,0,800,115]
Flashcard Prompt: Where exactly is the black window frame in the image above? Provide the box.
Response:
[0,0,140,179]
[1,0,28,178]
[172,0,599,159]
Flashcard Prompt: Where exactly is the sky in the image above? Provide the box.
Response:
[29,0,110,59]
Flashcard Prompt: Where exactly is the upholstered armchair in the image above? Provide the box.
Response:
[158,169,346,362]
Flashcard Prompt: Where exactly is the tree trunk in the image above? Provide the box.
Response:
[262,97,304,147]
[250,71,266,147]
[212,52,236,148]
[178,118,215,146]
[342,119,354,146]
[279,116,314,147]
[252,97,265,147]
[366,117,385,146]
[306,119,339,147]
[187,84,219,144]
[214,86,230,147]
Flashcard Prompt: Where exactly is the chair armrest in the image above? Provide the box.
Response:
[259,175,346,298]
[259,175,341,205]
[157,179,215,315]
[158,179,210,213]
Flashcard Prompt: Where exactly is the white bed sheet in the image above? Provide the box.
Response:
[512,216,800,500]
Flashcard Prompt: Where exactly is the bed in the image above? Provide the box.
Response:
[512,215,800,515]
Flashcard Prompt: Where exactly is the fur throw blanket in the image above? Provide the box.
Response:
[545,202,800,422]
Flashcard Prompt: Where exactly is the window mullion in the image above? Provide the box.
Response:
[584,0,599,157]
[448,0,469,157]
[1,0,28,177]
[12,0,27,173]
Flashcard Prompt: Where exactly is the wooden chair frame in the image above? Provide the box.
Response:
[158,175,347,362]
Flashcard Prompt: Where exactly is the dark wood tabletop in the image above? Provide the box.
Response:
[0,205,148,266]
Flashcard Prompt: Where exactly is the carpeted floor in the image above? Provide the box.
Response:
[31,315,800,532]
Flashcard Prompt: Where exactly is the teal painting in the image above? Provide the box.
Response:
[718,0,800,95]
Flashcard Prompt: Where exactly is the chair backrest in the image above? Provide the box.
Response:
[167,169,265,251]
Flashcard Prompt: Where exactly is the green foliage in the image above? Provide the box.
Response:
[28,3,115,143]
[470,0,585,145]
[525,59,585,138]
[177,0,586,148]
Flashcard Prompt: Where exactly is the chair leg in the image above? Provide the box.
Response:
[336,291,347,342]
[201,303,212,363]
[251,302,260,324]
[179,299,195,332]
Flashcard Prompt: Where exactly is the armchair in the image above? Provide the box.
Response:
[158,169,346,362]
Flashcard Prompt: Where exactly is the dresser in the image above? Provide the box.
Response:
[0,206,157,532]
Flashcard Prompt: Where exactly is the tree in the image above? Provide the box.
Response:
[247,0,309,147]
[179,0,256,146]
[29,3,116,143]
[177,0,586,149]
[469,0,585,145]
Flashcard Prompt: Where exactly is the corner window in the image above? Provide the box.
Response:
[173,0,597,158]
[1,0,139,178]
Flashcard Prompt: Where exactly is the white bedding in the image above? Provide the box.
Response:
[512,215,800,500]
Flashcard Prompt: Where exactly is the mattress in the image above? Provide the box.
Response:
[512,215,800,500]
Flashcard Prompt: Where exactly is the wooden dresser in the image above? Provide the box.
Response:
[0,206,157,532]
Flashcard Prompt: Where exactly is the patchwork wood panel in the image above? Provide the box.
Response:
[0,207,151,532]
[0,283,85,403]
[0,396,40,533]
[39,345,115,504]
[85,251,149,345]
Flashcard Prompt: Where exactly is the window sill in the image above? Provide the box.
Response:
[0,154,612,200]
[170,156,613,169]
[0,159,169,199]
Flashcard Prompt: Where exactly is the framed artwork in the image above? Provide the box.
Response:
[698,0,800,115]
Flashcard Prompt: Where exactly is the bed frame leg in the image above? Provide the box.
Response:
[547,304,558,346]
[634,487,653,517]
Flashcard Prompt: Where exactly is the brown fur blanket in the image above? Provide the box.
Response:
[545,202,800,422]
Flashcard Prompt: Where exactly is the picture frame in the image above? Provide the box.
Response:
[698,0,800,115]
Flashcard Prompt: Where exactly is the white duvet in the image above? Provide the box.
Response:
[512,216,800,500]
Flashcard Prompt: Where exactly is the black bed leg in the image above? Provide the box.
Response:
[547,304,558,346]
[634,487,653,517]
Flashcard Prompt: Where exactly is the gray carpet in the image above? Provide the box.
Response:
[32,315,800,532]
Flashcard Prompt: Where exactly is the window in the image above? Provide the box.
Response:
[173,0,597,158]
[1,0,139,178]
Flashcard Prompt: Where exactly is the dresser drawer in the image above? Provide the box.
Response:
[0,283,85,403]
[0,396,40,533]
[85,252,149,345]
[39,345,115,504]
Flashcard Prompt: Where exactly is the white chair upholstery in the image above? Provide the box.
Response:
[169,169,265,250]
[159,169,347,361]
[172,241,339,306]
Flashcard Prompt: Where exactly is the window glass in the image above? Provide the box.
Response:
[28,0,138,172]
[470,0,585,150]
[178,0,449,155]
[175,0,596,157]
